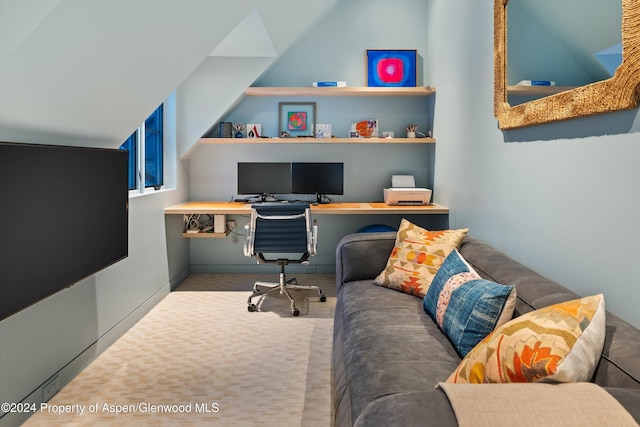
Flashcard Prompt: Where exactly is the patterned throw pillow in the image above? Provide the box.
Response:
[447,294,606,384]
[373,219,468,297]
[423,250,516,357]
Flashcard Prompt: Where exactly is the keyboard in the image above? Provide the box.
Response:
[254,200,294,205]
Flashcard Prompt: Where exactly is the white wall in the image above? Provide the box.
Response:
[0,2,342,423]
[0,105,191,427]
[427,0,640,328]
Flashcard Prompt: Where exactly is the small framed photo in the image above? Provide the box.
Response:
[366,49,417,87]
[279,102,316,137]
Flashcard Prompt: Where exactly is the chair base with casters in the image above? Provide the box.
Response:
[246,259,326,316]
[243,202,326,316]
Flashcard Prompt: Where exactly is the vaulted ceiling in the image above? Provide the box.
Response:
[0,0,340,147]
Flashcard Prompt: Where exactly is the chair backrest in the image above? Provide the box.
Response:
[247,203,314,260]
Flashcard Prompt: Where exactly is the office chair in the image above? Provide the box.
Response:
[243,202,326,316]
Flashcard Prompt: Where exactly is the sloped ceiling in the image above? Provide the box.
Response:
[0,0,340,148]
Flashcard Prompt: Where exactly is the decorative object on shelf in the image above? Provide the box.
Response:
[279,102,316,137]
[382,131,394,138]
[316,124,332,138]
[280,131,291,138]
[219,121,233,138]
[351,119,379,138]
[516,80,556,87]
[312,81,346,87]
[406,124,418,138]
[232,123,245,138]
[366,49,417,87]
[247,123,261,138]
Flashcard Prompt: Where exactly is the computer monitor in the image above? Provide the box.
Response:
[237,162,292,200]
[292,162,344,204]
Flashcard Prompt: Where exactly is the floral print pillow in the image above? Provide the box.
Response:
[447,294,606,384]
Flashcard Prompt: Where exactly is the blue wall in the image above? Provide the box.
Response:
[3,4,638,423]
[427,0,640,328]
[186,0,444,273]
[186,0,640,327]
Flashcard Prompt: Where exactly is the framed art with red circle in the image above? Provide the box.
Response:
[366,49,417,87]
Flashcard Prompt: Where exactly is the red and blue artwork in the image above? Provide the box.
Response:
[367,49,417,87]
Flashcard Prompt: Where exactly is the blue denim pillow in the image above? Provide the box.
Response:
[423,250,516,357]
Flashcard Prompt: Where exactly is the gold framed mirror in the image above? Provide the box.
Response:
[494,0,640,130]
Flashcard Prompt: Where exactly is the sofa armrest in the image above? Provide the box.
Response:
[335,232,396,291]
[353,390,457,427]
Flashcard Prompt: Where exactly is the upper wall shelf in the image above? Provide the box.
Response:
[198,137,435,144]
[507,85,578,97]
[244,86,436,97]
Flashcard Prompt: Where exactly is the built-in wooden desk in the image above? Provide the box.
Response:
[165,201,449,238]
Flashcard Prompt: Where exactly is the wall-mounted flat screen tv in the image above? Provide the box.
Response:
[0,142,129,321]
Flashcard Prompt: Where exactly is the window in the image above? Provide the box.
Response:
[120,104,164,192]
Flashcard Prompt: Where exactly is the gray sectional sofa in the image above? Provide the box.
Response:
[332,232,640,426]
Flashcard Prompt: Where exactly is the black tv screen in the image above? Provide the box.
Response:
[292,162,344,196]
[0,142,129,321]
[237,162,292,195]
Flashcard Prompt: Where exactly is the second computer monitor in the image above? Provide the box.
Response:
[292,162,344,203]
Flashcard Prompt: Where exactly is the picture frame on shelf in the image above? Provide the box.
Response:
[316,124,332,139]
[279,102,316,137]
[350,119,379,138]
[246,123,261,138]
[366,49,417,87]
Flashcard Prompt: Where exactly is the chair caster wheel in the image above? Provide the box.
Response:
[248,304,257,312]
[320,295,327,302]
[292,308,300,316]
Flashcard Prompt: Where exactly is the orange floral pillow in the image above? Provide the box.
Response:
[373,219,468,297]
[447,294,606,384]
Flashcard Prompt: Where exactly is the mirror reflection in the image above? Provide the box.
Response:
[507,0,622,106]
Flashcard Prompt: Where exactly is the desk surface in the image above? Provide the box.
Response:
[164,201,449,215]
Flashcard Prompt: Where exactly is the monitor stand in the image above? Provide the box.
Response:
[247,193,278,203]
[315,193,331,204]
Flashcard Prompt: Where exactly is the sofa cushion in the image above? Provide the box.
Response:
[447,294,606,384]
[335,279,461,424]
[373,219,468,297]
[423,249,516,357]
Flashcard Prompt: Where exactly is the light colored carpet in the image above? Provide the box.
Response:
[24,273,336,426]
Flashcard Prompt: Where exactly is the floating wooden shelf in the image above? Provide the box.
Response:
[201,86,436,144]
[182,231,229,238]
[507,85,577,97]
[166,201,449,217]
[198,137,435,144]
[244,86,436,97]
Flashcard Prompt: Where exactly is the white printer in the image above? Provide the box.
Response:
[383,175,432,206]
